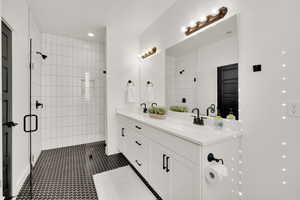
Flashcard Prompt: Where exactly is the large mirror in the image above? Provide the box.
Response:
[165,15,239,119]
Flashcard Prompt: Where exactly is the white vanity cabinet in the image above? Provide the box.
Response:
[148,139,199,200]
[117,115,200,200]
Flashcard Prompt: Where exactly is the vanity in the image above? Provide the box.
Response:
[116,109,241,200]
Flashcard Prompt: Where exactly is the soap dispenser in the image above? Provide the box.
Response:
[226,108,236,120]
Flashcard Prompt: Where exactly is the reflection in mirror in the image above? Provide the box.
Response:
[165,15,239,119]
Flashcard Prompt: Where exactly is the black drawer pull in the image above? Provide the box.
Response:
[135,141,142,146]
[166,156,170,173]
[163,154,166,170]
[121,128,125,137]
[135,125,142,130]
[135,160,142,166]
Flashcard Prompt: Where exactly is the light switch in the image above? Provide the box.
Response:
[288,102,300,118]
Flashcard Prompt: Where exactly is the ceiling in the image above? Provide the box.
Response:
[28,0,177,42]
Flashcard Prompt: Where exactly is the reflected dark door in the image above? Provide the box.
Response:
[217,63,239,119]
[2,21,12,199]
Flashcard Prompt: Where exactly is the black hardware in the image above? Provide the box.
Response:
[182,98,186,103]
[89,154,93,159]
[127,80,135,86]
[103,70,107,74]
[135,160,142,166]
[192,108,205,125]
[147,81,154,86]
[35,100,43,109]
[135,141,142,146]
[163,154,166,170]
[206,104,216,116]
[36,51,47,59]
[253,64,262,72]
[23,114,39,133]
[207,153,224,165]
[179,69,185,74]
[140,103,147,113]
[3,121,19,128]
[166,156,170,172]
[135,125,142,130]
[151,103,158,107]
[121,128,125,137]
[194,77,197,82]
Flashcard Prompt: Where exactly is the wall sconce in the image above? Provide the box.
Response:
[183,7,228,36]
[140,47,157,59]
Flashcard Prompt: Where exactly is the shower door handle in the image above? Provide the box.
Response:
[23,114,39,133]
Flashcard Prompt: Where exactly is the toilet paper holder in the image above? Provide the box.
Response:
[207,153,224,165]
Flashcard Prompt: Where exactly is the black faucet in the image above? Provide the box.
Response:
[151,103,158,107]
[206,104,216,116]
[192,108,205,126]
[140,103,148,113]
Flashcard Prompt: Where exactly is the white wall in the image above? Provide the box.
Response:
[2,0,42,196]
[40,33,106,150]
[139,0,300,199]
[105,25,140,155]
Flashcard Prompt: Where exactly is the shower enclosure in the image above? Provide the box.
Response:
[20,7,107,199]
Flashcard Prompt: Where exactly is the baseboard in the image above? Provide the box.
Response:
[12,165,30,197]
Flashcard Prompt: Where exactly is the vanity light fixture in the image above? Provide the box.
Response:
[140,47,157,59]
[183,7,228,36]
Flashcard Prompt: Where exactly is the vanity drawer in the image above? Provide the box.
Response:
[131,134,149,178]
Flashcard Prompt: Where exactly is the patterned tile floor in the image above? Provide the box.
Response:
[17,141,129,200]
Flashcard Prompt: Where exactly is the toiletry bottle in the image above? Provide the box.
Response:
[214,109,223,129]
[226,108,236,120]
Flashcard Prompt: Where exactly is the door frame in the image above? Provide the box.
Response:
[1,20,13,199]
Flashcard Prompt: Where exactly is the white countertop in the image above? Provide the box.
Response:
[116,109,242,146]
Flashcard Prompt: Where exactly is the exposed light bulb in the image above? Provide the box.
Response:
[238,192,243,196]
[181,26,187,32]
[282,116,287,120]
[281,90,287,94]
[282,64,287,68]
[200,16,207,22]
[189,21,197,27]
[211,9,219,16]
[281,155,287,159]
[282,103,287,107]
[282,77,287,81]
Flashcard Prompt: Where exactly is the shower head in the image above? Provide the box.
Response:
[36,51,48,60]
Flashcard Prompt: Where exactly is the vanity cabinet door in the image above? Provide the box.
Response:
[169,154,199,200]
[148,141,171,200]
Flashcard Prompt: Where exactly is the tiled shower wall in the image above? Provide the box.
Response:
[40,33,106,150]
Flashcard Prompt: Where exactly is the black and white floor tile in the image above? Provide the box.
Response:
[17,141,129,200]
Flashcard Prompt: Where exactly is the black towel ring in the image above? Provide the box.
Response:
[147,81,154,87]
[127,80,135,86]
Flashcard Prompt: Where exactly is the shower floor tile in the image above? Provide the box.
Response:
[16,141,129,200]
